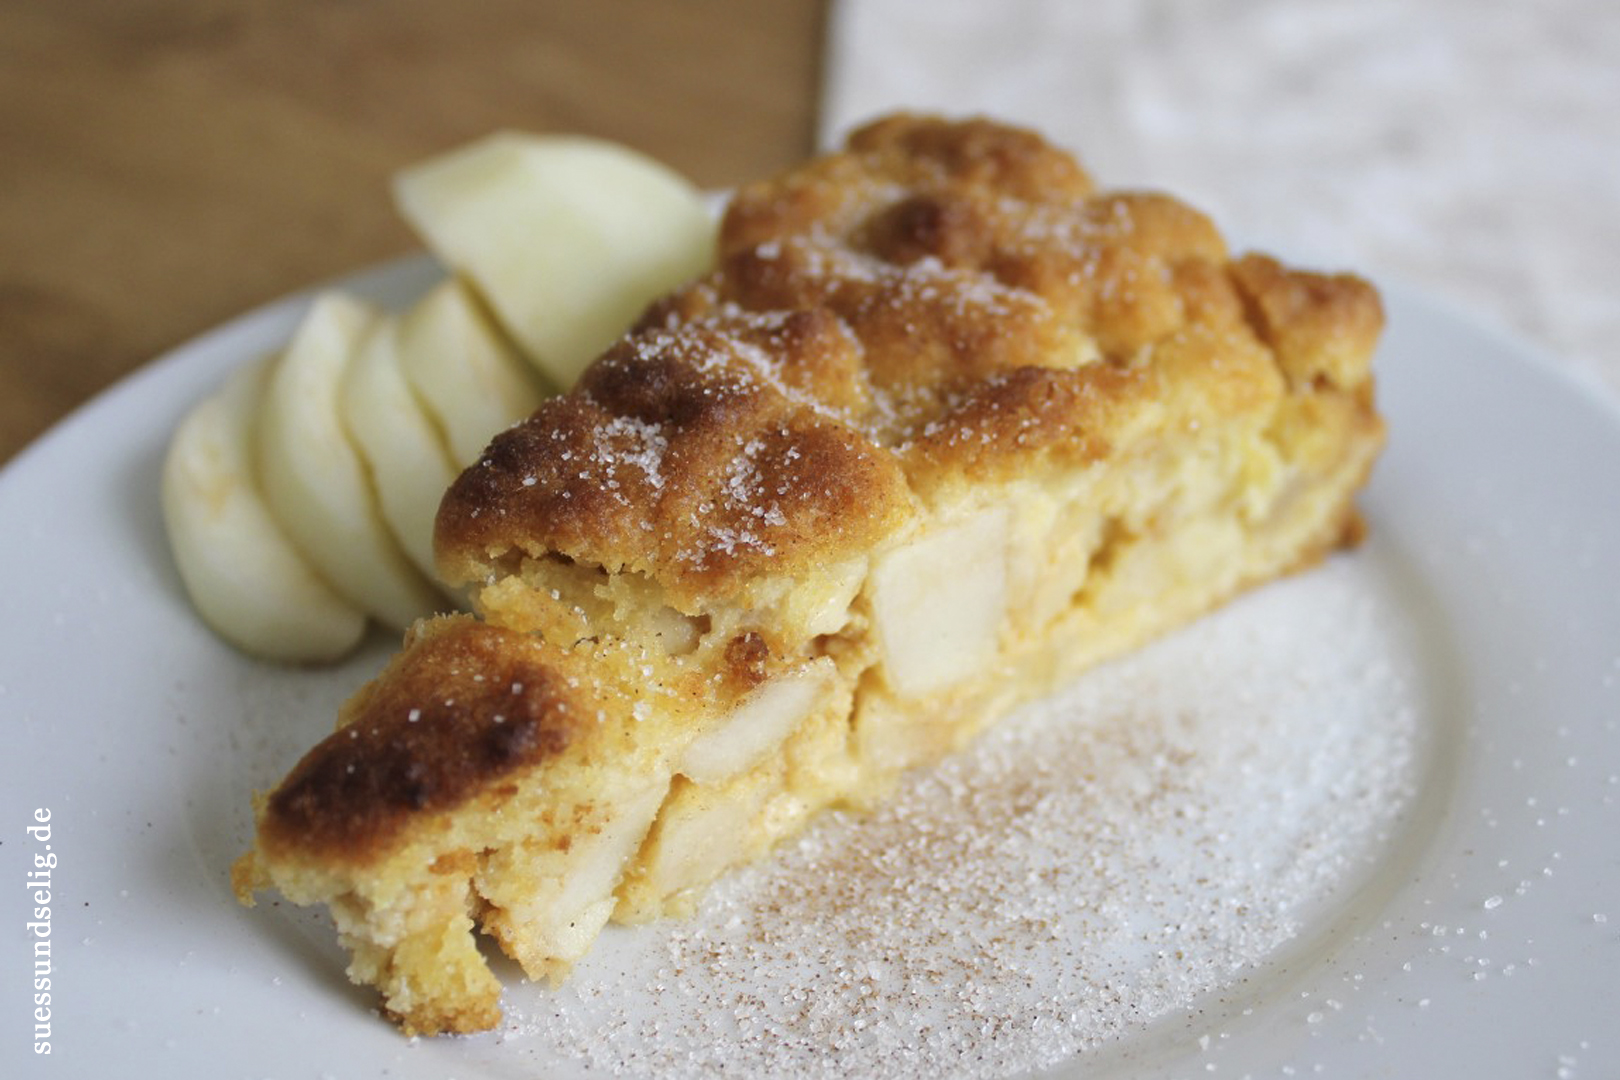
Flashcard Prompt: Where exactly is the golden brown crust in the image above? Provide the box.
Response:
[1230,252,1384,391]
[437,113,1381,607]
[721,113,1096,248]
[435,310,916,608]
[258,616,591,862]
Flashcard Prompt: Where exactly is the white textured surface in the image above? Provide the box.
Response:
[823,0,1620,405]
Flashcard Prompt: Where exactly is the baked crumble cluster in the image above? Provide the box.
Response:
[233,113,1385,1036]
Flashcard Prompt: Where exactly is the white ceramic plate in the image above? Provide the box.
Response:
[3,259,1617,1079]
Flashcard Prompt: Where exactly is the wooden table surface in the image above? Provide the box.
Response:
[0,0,826,466]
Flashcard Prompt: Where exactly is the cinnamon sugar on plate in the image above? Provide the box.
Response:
[497,551,1431,1079]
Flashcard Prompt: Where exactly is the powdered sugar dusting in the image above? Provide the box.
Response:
[591,415,671,494]
[493,551,1432,1077]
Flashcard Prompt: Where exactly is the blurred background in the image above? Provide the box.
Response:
[4,0,1616,466]
[0,0,825,464]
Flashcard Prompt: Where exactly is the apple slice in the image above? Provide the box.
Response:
[392,131,716,388]
[393,278,548,469]
[257,291,443,630]
[627,773,775,915]
[161,355,367,662]
[868,507,1011,699]
[678,659,838,785]
[476,778,670,977]
[339,315,460,580]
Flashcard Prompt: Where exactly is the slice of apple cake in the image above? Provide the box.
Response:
[233,114,1386,1035]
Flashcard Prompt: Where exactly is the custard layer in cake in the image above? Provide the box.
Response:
[234,114,1385,1035]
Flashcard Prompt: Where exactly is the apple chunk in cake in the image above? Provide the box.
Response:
[233,114,1386,1035]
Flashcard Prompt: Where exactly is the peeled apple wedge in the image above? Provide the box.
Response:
[339,316,460,580]
[161,356,367,662]
[394,279,549,469]
[257,292,443,630]
[678,660,838,785]
[869,509,1012,699]
[392,131,716,388]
